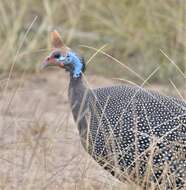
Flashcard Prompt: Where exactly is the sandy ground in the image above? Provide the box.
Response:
[0,70,185,190]
[0,71,131,190]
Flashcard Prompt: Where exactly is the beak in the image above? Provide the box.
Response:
[41,61,48,69]
[41,56,51,69]
[41,56,65,69]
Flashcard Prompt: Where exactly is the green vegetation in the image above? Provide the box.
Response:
[0,0,186,84]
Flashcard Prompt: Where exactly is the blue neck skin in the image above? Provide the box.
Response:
[58,52,83,78]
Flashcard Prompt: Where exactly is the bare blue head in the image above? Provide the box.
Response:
[57,51,85,78]
[43,50,85,78]
[42,30,85,79]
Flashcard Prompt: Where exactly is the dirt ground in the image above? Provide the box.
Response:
[0,70,185,190]
[0,71,130,190]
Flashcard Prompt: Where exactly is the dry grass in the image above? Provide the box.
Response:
[0,0,186,83]
[0,0,186,189]
[0,70,185,190]
[0,71,141,190]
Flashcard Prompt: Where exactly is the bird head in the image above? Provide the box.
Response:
[42,30,85,78]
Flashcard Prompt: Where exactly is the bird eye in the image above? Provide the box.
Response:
[54,53,61,59]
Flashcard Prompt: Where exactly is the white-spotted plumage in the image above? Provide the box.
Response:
[80,84,186,189]
[44,44,186,189]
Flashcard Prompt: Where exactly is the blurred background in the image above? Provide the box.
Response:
[0,1,186,190]
[0,0,186,85]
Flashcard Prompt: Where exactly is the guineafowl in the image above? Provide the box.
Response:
[42,30,186,190]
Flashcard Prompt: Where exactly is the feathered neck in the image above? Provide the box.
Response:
[68,75,88,123]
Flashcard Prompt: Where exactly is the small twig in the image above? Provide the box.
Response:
[80,44,146,82]
[169,79,185,101]
[86,44,108,66]
[160,49,186,79]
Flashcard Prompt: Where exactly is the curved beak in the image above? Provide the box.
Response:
[41,60,49,69]
[41,56,65,69]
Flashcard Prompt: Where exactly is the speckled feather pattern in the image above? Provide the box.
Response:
[83,85,186,189]
[44,35,186,189]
